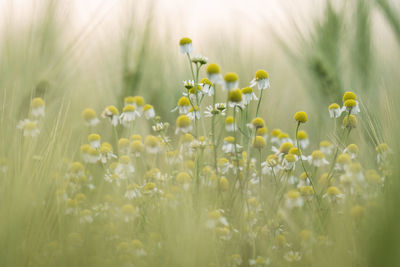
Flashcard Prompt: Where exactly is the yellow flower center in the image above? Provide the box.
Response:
[179,37,192,45]
[224,72,239,83]
[255,69,268,80]
[294,111,308,123]
[206,63,221,74]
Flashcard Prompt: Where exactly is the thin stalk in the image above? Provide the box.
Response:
[296,122,320,205]
[255,89,264,117]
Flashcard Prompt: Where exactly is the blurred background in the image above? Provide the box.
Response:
[0,0,400,265]
[1,0,398,136]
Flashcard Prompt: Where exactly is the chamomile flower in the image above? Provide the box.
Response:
[320,140,334,155]
[199,78,214,96]
[143,104,155,120]
[346,162,364,182]
[176,172,192,190]
[344,144,358,159]
[284,251,302,262]
[68,162,85,178]
[275,141,294,155]
[175,115,192,134]
[328,103,342,118]
[82,108,100,126]
[324,186,345,203]
[262,154,279,174]
[104,173,121,187]
[88,134,101,149]
[218,157,232,174]
[206,209,229,229]
[250,69,270,90]
[99,142,117,163]
[318,173,332,187]
[30,97,45,117]
[342,114,358,129]
[124,96,135,106]
[222,136,241,154]
[187,105,201,120]
[118,138,130,155]
[335,153,352,171]
[206,63,223,84]
[283,154,296,170]
[17,119,40,137]
[365,169,383,185]
[277,132,293,145]
[256,127,268,141]
[120,105,140,126]
[115,155,135,178]
[248,117,265,130]
[228,88,244,108]
[224,72,239,91]
[124,184,142,200]
[130,140,144,157]
[102,105,120,126]
[299,185,314,201]
[171,96,191,114]
[297,130,309,149]
[80,144,91,163]
[376,143,392,164]
[144,135,161,154]
[225,116,237,132]
[270,128,281,145]
[341,91,360,114]
[294,111,308,124]
[179,37,193,54]
[285,190,304,208]
[252,136,267,150]
[343,99,360,114]
[191,55,208,65]
[183,80,195,89]
[308,150,329,167]
[241,87,258,104]
[204,103,226,117]
[152,122,168,132]
[132,96,145,114]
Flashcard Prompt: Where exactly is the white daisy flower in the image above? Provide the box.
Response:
[222,136,241,154]
[143,104,155,119]
[120,105,140,126]
[82,108,100,126]
[241,87,258,105]
[308,150,329,167]
[171,96,191,114]
[179,37,193,54]
[250,69,270,90]
[328,103,343,118]
[102,105,120,126]
[17,119,40,137]
[30,97,45,117]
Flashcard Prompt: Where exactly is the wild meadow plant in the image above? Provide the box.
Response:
[2,37,393,266]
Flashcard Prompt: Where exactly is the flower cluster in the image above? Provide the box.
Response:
[14,38,392,267]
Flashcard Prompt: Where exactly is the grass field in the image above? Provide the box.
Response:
[0,0,399,266]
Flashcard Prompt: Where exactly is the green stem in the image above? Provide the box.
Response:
[296,122,320,205]
[212,85,218,175]
[255,89,264,117]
